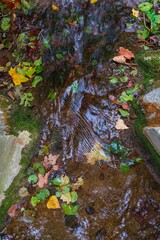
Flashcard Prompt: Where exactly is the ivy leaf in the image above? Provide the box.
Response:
[62,204,79,215]
[33,162,45,175]
[36,189,50,201]
[28,174,38,184]
[31,196,40,207]
[1,17,10,31]
[109,77,119,84]
[137,29,150,39]
[138,2,153,12]
[32,76,43,87]
[71,191,78,203]
[119,109,130,117]
[34,58,42,67]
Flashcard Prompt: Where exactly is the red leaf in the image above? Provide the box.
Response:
[37,169,53,188]
[7,204,19,217]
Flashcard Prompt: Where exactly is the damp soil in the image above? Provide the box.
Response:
[0,0,160,239]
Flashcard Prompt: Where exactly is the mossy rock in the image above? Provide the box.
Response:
[136,50,160,77]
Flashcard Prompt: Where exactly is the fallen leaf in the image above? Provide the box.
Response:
[19,187,29,197]
[121,102,129,110]
[85,141,111,165]
[7,204,19,217]
[132,8,139,18]
[43,154,59,169]
[51,4,59,11]
[37,169,53,188]
[118,47,135,60]
[47,195,61,209]
[18,131,31,145]
[90,0,98,4]
[8,91,15,100]
[72,177,84,190]
[60,192,72,204]
[115,119,129,130]
[113,55,126,64]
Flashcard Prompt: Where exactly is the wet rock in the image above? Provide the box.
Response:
[95,228,107,240]
[143,127,160,156]
[64,215,79,229]
[85,206,95,215]
[143,88,160,106]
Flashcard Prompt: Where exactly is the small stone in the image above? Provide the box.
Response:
[85,206,95,215]
[19,187,29,198]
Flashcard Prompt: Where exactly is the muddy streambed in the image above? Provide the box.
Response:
[1,0,160,239]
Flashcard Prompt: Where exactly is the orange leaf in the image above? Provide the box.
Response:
[47,196,61,209]
[7,204,19,217]
[113,56,126,64]
[118,47,135,60]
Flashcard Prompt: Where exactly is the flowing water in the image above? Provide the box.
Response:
[1,0,160,239]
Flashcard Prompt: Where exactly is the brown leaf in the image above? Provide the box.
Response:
[115,119,129,130]
[121,102,129,110]
[113,55,126,64]
[37,169,53,188]
[118,47,135,60]
[8,91,15,100]
[43,154,59,169]
[7,204,19,217]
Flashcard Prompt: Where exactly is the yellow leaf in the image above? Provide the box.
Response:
[84,141,111,165]
[60,192,71,204]
[90,0,98,4]
[52,4,59,11]
[132,8,139,18]
[47,195,60,209]
[8,67,30,86]
[60,175,70,186]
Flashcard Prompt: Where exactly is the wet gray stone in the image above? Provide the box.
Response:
[143,127,160,155]
[143,88,160,106]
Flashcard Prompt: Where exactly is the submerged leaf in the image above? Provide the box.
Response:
[62,204,79,215]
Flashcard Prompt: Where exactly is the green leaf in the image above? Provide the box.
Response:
[34,58,42,67]
[130,69,138,76]
[137,29,150,39]
[1,17,10,31]
[120,163,130,174]
[32,162,45,175]
[155,15,160,24]
[61,184,71,194]
[71,191,78,203]
[135,157,143,163]
[32,76,43,87]
[138,2,153,12]
[28,174,38,183]
[119,91,133,102]
[109,77,119,84]
[48,92,56,100]
[35,65,43,74]
[126,83,139,95]
[120,76,128,83]
[20,93,34,107]
[31,196,40,207]
[62,204,79,215]
[56,191,62,198]
[119,109,130,117]
[71,82,79,93]
[36,189,50,201]
[25,67,35,78]
[52,177,62,186]
[56,53,63,59]
[22,62,31,67]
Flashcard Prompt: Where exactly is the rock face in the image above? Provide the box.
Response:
[143,88,160,106]
[143,127,160,156]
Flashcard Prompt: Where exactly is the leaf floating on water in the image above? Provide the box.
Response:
[85,141,111,165]
[115,119,129,130]
[47,196,61,209]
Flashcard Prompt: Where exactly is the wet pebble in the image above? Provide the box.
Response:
[85,206,95,215]
[95,228,107,240]
[64,215,79,229]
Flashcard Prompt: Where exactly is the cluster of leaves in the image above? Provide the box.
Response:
[105,141,143,174]
[27,154,83,216]
[132,1,160,39]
